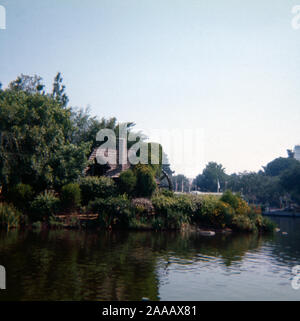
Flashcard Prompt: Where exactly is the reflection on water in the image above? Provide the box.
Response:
[0,217,300,301]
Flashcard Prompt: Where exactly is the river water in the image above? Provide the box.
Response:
[0,216,300,301]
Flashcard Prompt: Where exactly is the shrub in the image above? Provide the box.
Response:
[0,203,22,230]
[79,176,117,205]
[231,214,256,232]
[160,189,174,197]
[118,169,137,196]
[134,165,157,197]
[132,198,154,216]
[221,191,251,216]
[60,183,81,211]
[165,209,190,229]
[173,195,196,214]
[261,216,277,233]
[152,195,176,215]
[8,183,34,212]
[30,191,60,222]
[128,217,150,230]
[89,195,132,228]
[220,190,240,209]
[195,195,219,225]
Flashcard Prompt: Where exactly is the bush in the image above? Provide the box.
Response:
[8,183,34,212]
[231,214,256,232]
[30,191,60,222]
[152,194,199,217]
[79,176,117,205]
[132,198,154,216]
[60,183,81,211]
[160,189,174,197]
[173,195,196,214]
[0,203,22,230]
[88,195,132,228]
[261,216,277,233]
[220,190,240,209]
[134,165,157,197]
[118,169,137,196]
[165,209,190,229]
[151,195,176,215]
[221,190,250,215]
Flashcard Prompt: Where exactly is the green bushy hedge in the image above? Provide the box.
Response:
[79,176,117,205]
[88,195,132,228]
[151,191,276,233]
[118,169,137,196]
[60,183,81,211]
[7,183,34,212]
[134,165,157,197]
[30,191,60,222]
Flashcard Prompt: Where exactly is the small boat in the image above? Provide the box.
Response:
[282,232,288,235]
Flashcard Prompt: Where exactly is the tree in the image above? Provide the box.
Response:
[263,157,298,177]
[51,72,69,108]
[9,74,45,94]
[280,162,300,203]
[194,162,227,192]
[70,107,117,151]
[172,174,190,192]
[0,74,88,192]
[227,171,282,206]
[287,149,295,158]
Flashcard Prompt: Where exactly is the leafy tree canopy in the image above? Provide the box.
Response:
[0,74,89,192]
[263,157,298,177]
[194,162,227,192]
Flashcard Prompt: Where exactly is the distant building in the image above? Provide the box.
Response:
[294,145,300,161]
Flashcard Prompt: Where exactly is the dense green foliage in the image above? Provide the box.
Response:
[0,203,22,230]
[280,162,300,203]
[194,156,300,208]
[134,164,157,197]
[79,176,117,205]
[263,157,299,177]
[0,73,284,233]
[0,74,89,192]
[194,162,226,192]
[60,183,81,211]
[118,170,137,195]
[7,183,34,212]
[30,191,60,222]
[88,195,132,228]
[151,190,275,232]
[171,174,190,192]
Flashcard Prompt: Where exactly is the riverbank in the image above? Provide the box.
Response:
[60,191,275,233]
[1,190,276,234]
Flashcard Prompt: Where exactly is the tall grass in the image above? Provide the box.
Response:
[0,203,22,230]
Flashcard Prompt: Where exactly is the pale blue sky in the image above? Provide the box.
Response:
[0,0,300,177]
